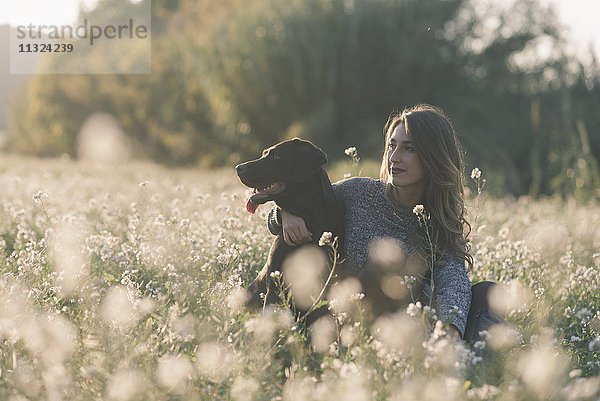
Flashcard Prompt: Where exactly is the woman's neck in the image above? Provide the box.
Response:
[387,182,426,208]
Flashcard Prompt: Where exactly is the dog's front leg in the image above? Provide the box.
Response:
[247,235,293,308]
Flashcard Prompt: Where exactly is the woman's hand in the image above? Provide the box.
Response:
[281,209,312,246]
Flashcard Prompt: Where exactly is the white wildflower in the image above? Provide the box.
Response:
[32,191,48,203]
[412,204,425,216]
[406,301,422,317]
[318,231,333,247]
[576,308,592,322]
[350,293,365,301]
[216,253,231,265]
[433,320,446,338]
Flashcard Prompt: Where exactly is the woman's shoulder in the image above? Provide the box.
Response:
[332,176,385,204]
[332,176,383,200]
[333,176,384,191]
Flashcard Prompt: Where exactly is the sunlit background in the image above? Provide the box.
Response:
[1,0,600,198]
[2,1,600,400]
[2,0,600,59]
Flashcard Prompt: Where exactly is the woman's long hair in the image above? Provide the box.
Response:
[379,104,473,271]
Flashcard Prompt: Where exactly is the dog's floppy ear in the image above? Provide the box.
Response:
[293,139,328,182]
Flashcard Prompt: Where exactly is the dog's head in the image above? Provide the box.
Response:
[235,138,327,213]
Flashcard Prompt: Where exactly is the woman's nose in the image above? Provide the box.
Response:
[390,147,401,162]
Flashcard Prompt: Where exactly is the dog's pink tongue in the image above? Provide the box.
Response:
[246,199,259,214]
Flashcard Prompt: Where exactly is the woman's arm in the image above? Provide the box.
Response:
[266,206,312,246]
[267,177,349,237]
[432,254,472,338]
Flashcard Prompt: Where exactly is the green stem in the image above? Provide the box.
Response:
[422,217,436,307]
[297,240,339,323]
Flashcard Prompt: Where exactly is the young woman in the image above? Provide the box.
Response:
[268,104,474,339]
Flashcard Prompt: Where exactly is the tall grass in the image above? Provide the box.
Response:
[0,153,599,400]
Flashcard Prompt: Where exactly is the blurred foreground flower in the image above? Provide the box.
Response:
[371,311,425,354]
[197,342,237,382]
[106,369,148,401]
[243,310,289,344]
[100,286,154,329]
[157,355,193,393]
[515,345,569,398]
[283,246,327,310]
[231,376,260,401]
[311,315,336,353]
[327,277,362,313]
[77,113,131,164]
[484,324,523,350]
[488,281,532,315]
[49,221,88,296]
[227,288,252,310]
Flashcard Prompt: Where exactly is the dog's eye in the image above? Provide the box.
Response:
[272,154,280,160]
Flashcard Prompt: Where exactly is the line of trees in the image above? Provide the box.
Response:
[8,0,600,197]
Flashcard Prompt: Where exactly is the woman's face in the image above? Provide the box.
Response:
[387,122,427,191]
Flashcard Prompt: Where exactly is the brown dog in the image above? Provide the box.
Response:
[235,138,345,312]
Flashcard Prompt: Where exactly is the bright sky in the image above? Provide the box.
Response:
[1,0,599,61]
[2,0,100,26]
[541,0,600,62]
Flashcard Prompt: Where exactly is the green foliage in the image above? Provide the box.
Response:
[191,0,467,161]
[8,0,600,198]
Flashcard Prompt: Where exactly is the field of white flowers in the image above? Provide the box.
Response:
[1,153,599,401]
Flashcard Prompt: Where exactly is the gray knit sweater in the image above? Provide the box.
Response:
[268,177,471,335]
